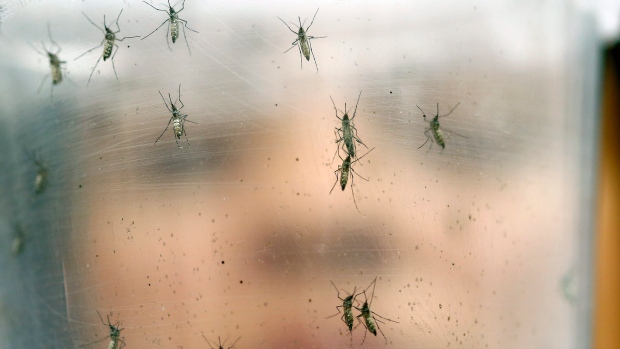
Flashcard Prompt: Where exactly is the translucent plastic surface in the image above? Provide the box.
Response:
[0,0,599,348]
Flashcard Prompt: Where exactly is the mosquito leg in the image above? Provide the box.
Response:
[37,74,50,93]
[177,84,185,109]
[180,21,191,54]
[166,21,172,50]
[184,128,190,147]
[179,19,198,33]
[418,128,431,149]
[74,40,104,61]
[297,43,303,69]
[110,54,119,81]
[283,42,298,54]
[350,172,360,212]
[357,316,370,344]
[155,117,173,144]
[142,18,169,41]
[87,56,102,85]
[308,39,319,73]
[330,168,341,194]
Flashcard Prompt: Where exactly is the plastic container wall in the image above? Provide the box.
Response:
[0,0,600,348]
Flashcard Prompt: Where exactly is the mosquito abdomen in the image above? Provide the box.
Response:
[300,38,310,60]
[433,128,445,148]
[173,118,183,139]
[344,309,354,330]
[366,316,377,335]
[51,65,63,85]
[170,20,179,43]
[108,338,119,349]
[103,40,114,61]
[340,166,349,190]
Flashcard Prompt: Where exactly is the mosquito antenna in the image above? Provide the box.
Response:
[227,336,241,349]
[330,96,345,116]
[278,17,297,34]
[330,280,341,297]
[368,277,377,307]
[47,23,60,52]
[158,90,172,111]
[81,11,104,32]
[439,102,461,118]
[202,334,216,349]
[351,90,363,119]
[175,0,185,11]
[306,8,320,31]
[416,105,427,119]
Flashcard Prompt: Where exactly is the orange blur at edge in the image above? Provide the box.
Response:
[595,44,620,349]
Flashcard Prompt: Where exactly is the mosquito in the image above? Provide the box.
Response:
[330,148,374,212]
[79,311,125,349]
[25,150,48,194]
[29,23,68,99]
[354,278,399,344]
[331,91,368,163]
[416,102,466,151]
[154,84,197,148]
[278,8,326,72]
[12,223,25,255]
[141,0,199,54]
[202,335,241,349]
[74,9,139,85]
[33,157,48,194]
[326,281,358,335]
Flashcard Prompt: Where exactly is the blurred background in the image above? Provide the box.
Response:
[0,0,617,348]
